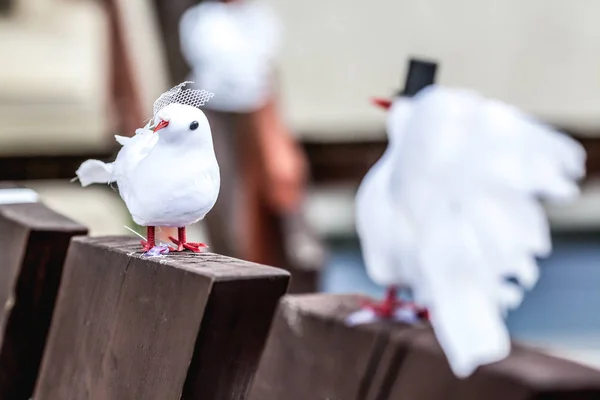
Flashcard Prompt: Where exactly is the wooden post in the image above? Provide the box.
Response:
[34,236,290,400]
[0,186,87,400]
[250,294,401,400]
[250,294,600,400]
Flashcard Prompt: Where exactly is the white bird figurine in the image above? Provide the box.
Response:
[75,82,220,253]
[351,85,586,378]
[179,0,282,112]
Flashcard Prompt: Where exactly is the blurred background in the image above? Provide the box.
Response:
[0,0,599,369]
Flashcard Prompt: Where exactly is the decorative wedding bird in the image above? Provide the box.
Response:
[179,0,281,112]
[75,82,220,253]
[352,84,586,378]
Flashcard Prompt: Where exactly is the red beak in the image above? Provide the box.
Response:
[153,119,169,133]
[371,97,392,110]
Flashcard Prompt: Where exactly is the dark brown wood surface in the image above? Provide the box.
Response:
[305,133,600,185]
[34,236,289,400]
[250,293,600,400]
[0,201,87,400]
[388,331,600,399]
[249,294,408,400]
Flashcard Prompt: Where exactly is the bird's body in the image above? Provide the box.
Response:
[354,85,585,377]
[356,152,401,285]
[121,139,219,227]
[76,99,220,252]
[356,98,413,287]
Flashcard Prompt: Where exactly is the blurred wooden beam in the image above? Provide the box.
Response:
[573,136,600,180]
[0,151,116,181]
[303,139,387,185]
[303,131,600,185]
[0,132,599,184]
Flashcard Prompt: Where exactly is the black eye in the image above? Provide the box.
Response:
[189,121,199,131]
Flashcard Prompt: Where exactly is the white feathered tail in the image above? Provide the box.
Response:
[75,133,144,187]
[75,160,114,187]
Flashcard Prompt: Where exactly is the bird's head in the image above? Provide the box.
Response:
[153,103,211,146]
[370,96,413,145]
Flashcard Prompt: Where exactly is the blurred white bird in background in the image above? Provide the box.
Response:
[75,82,220,254]
[351,83,586,378]
[179,0,282,112]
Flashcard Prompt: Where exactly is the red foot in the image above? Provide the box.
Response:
[140,240,154,252]
[168,237,208,253]
[361,297,400,318]
[361,290,429,321]
[416,308,430,320]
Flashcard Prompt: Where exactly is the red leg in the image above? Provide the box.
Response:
[168,227,208,252]
[140,226,156,252]
[362,286,398,318]
[362,286,429,320]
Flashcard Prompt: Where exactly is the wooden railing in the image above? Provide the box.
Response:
[0,183,599,400]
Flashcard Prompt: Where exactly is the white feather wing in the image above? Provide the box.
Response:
[389,86,585,377]
[75,130,156,187]
[356,97,416,287]
[111,129,158,204]
[75,159,114,187]
[356,150,406,286]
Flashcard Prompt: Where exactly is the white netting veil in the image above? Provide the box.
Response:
[152,81,214,117]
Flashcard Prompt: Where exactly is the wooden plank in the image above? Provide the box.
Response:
[249,294,402,400]
[250,293,600,400]
[303,140,386,185]
[303,133,600,185]
[364,325,429,400]
[0,152,117,181]
[34,236,289,400]
[0,199,87,400]
[389,332,600,399]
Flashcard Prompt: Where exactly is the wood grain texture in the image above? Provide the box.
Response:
[34,236,289,400]
[250,293,600,400]
[0,202,87,400]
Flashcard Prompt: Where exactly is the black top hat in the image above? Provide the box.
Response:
[399,58,438,97]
